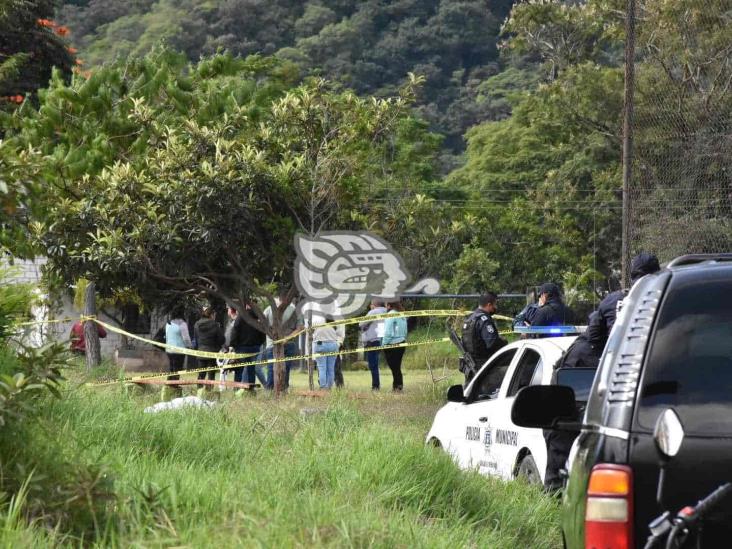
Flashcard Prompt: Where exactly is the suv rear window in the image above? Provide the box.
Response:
[637,272,732,435]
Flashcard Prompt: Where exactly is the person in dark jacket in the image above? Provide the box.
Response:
[587,252,660,350]
[461,292,508,382]
[530,283,573,338]
[556,253,660,373]
[543,253,661,492]
[226,304,266,385]
[193,306,225,388]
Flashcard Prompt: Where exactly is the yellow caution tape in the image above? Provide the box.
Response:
[7,317,78,327]
[86,336,454,386]
[14,309,514,361]
[87,326,514,387]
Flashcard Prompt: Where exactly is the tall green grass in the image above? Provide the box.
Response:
[1,388,560,547]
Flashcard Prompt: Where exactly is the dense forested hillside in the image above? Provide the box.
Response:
[57,0,524,162]
[6,0,724,312]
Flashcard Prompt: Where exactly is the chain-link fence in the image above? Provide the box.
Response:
[628,0,732,264]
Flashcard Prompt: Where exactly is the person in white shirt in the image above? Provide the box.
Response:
[359,300,387,390]
[313,317,341,389]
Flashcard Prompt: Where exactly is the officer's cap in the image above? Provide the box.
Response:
[538,282,560,298]
[630,252,660,282]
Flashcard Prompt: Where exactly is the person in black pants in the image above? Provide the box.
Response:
[382,301,408,392]
[226,304,266,385]
[193,306,225,388]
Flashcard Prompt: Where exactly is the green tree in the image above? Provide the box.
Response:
[5,47,421,391]
[69,78,418,393]
[0,0,75,101]
[3,50,300,365]
[630,0,732,259]
[447,60,623,296]
[57,0,518,156]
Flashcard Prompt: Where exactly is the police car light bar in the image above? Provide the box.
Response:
[513,325,586,335]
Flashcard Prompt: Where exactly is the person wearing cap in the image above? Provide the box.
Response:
[542,252,661,493]
[587,252,661,350]
[530,283,573,338]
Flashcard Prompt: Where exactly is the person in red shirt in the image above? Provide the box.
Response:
[69,320,107,355]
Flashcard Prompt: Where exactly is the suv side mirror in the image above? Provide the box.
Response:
[446,384,464,403]
[511,385,578,429]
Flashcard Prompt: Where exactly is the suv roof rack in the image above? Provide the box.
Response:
[667,254,732,268]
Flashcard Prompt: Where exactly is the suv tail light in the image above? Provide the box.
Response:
[585,464,634,549]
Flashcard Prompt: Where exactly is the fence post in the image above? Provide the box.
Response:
[621,0,636,288]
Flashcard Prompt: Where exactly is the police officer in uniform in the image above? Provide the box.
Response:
[586,252,660,351]
[543,253,661,493]
[461,292,507,383]
[530,283,572,337]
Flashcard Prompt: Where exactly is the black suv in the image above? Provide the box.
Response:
[512,254,732,549]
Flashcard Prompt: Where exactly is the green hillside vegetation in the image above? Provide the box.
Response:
[57,0,518,160]
[4,0,727,314]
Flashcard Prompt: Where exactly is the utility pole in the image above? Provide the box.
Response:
[621,0,636,288]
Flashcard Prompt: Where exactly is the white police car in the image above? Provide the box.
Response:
[426,336,583,484]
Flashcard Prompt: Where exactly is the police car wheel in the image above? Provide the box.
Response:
[517,455,541,485]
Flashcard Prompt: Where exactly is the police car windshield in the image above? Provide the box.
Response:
[637,271,732,436]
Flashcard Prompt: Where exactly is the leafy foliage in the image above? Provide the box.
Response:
[0,0,76,101]
[0,267,67,427]
[2,50,300,302]
[56,0,518,156]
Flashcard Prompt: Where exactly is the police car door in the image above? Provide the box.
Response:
[490,345,545,480]
[461,348,519,475]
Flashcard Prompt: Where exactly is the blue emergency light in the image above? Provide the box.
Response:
[513,325,585,335]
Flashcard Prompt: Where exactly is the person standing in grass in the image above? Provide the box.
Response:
[193,306,225,388]
[382,301,408,392]
[313,316,340,389]
[359,300,387,390]
[333,321,346,388]
[69,319,106,356]
[165,311,192,381]
[226,304,266,385]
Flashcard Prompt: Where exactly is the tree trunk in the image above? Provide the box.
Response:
[273,341,286,396]
[84,280,101,370]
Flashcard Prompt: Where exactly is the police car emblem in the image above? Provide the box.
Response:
[483,428,492,449]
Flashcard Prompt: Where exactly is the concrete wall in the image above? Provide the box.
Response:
[3,257,127,357]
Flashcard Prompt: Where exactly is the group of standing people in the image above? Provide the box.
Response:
[162,299,300,391]
[358,300,408,391]
[458,254,661,493]
[460,283,576,382]
[160,298,411,392]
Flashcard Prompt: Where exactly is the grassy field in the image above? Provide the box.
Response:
[0,358,560,548]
